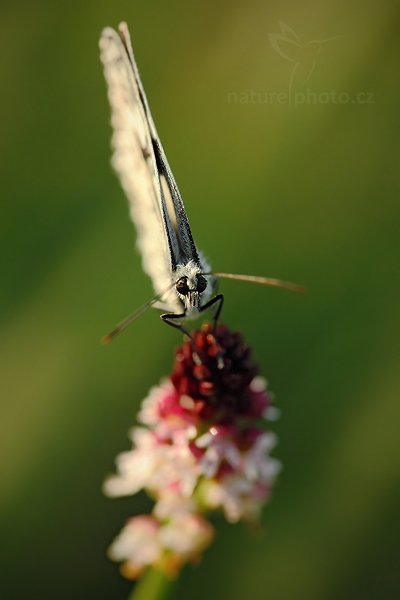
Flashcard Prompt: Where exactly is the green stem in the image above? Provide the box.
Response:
[127,569,176,600]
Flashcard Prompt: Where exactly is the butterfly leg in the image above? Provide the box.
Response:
[199,293,224,333]
[161,311,190,338]
[199,294,225,368]
[161,312,201,364]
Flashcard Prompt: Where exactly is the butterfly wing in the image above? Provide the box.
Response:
[116,23,201,268]
[100,23,204,313]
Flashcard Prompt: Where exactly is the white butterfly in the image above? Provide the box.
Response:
[99,22,302,343]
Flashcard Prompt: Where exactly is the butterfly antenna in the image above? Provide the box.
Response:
[203,272,305,293]
[101,284,174,344]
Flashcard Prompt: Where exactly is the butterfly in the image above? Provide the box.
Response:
[99,22,303,343]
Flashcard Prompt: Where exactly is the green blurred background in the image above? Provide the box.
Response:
[1,1,399,599]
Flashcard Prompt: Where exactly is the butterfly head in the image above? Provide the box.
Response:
[174,261,208,312]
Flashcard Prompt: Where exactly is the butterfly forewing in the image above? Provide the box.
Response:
[100,23,203,314]
[100,25,178,310]
[117,23,200,268]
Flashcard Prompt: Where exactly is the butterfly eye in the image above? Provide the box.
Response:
[176,277,189,295]
[197,275,207,293]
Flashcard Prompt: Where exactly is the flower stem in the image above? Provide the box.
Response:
[127,569,176,600]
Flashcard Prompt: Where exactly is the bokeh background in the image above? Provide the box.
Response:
[1,1,399,599]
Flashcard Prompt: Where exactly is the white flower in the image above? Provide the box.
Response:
[148,438,199,497]
[196,430,241,478]
[104,426,201,499]
[108,510,214,579]
[159,513,214,557]
[249,376,268,392]
[263,405,281,421]
[201,474,264,522]
[154,494,196,520]
[199,434,281,522]
[138,379,174,427]
[242,432,279,481]
[103,428,158,497]
[108,516,161,578]
[138,379,199,441]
